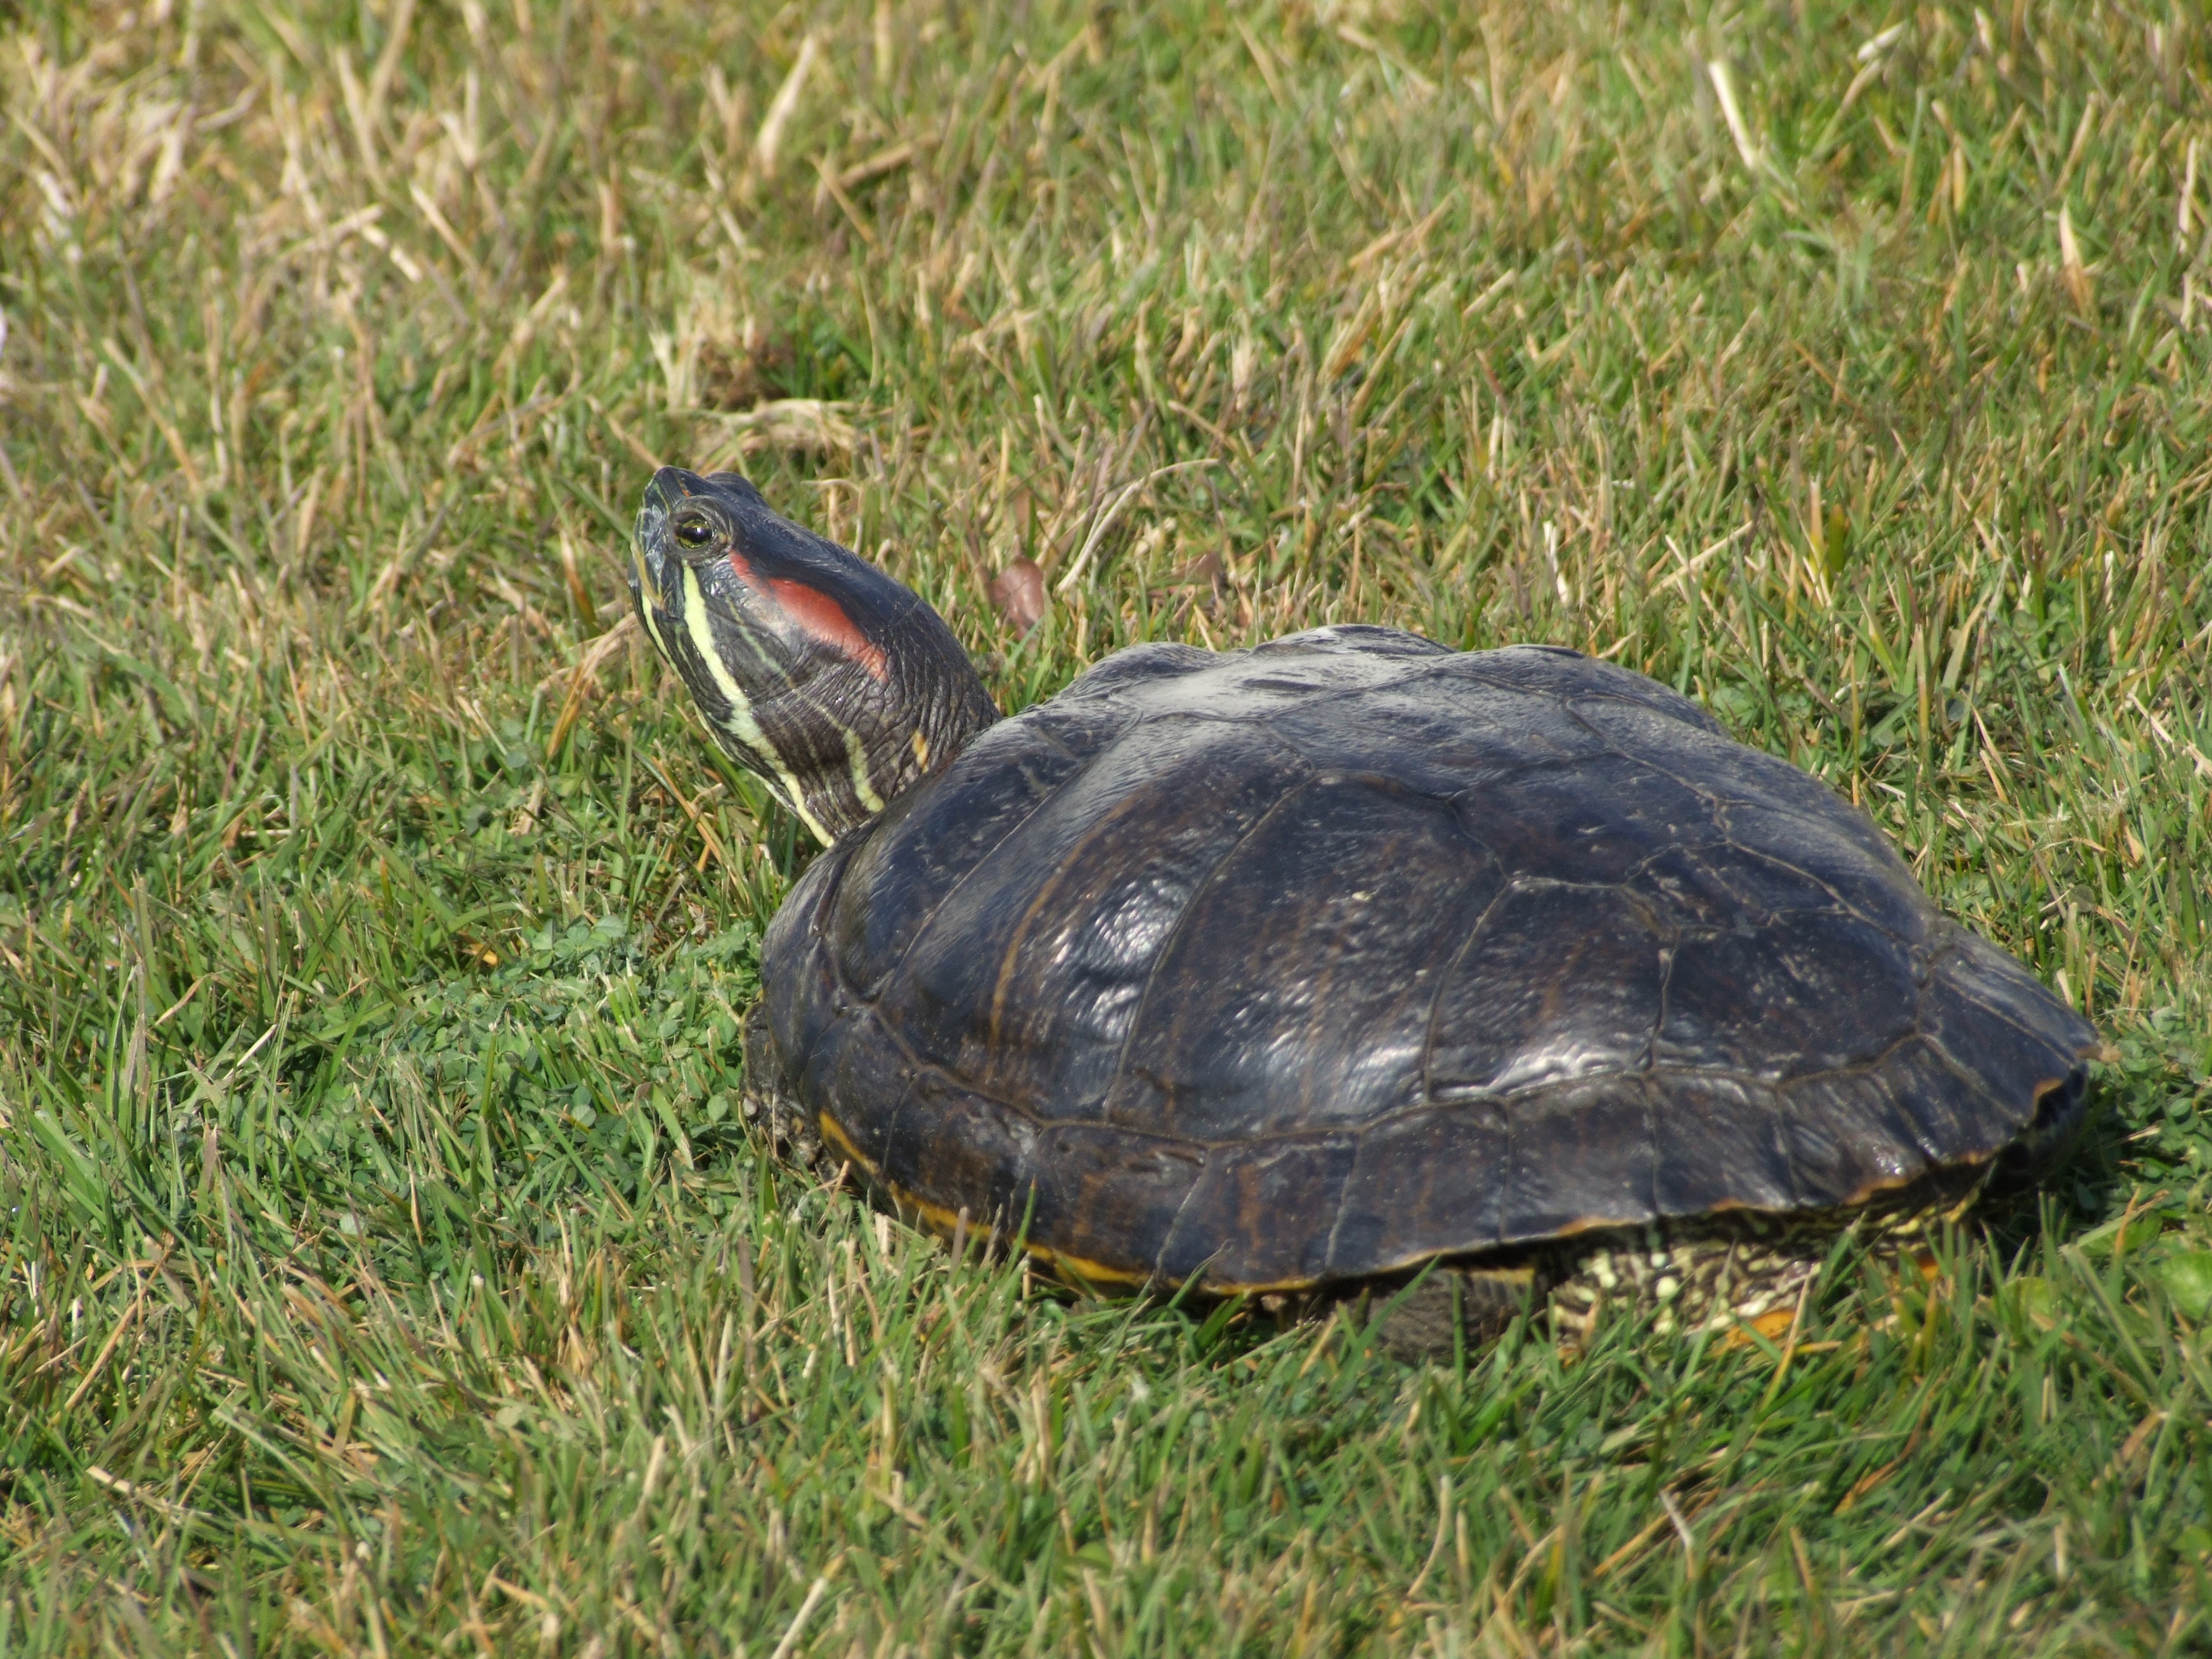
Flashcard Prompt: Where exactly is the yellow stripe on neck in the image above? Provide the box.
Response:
[844,725,885,816]
[679,564,836,845]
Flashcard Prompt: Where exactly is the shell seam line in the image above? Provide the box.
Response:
[1414,873,1513,1106]
[1100,751,1319,1117]
[1642,1072,1663,1223]
[1150,1166,1219,1284]
[984,774,1176,1051]
[868,1015,1955,1142]
[1934,951,2102,1064]
[847,713,1139,997]
[1318,1121,1366,1276]
[1558,698,1914,945]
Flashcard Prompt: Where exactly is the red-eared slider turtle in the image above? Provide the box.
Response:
[627,468,2096,1352]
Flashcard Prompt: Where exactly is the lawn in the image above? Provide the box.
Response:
[4,0,2211,1650]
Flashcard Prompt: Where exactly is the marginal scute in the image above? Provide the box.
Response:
[1020,1122,1206,1277]
[870,1068,1043,1226]
[1774,1063,1932,1204]
[1155,1131,1363,1286]
[761,629,2095,1294]
[1322,1103,1510,1275]
[1648,1074,1795,1214]
[1880,1035,2024,1161]
[1496,1077,1662,1242]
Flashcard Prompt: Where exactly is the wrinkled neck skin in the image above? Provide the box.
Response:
[629,469,1001,845]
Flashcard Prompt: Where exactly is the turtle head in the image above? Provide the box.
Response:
[630,467,999,843]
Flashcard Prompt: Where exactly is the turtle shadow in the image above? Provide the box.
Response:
[1977,1061,2155,1260]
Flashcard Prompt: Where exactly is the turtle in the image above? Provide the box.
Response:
[626,466,2098,1354]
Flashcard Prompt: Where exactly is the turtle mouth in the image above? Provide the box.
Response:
[628,503,672,615]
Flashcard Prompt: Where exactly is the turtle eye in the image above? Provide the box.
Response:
[674,515,715,549]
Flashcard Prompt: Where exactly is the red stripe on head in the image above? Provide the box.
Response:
[766,577,891,681]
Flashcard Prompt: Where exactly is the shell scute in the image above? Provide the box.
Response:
[1655,913,1923,1079]
[1272,677,1607,797]
[1774,1062,1935,1204]
[1618,843,1749,932]
[869,1069,1042,1226]
[831,719,1097,998]
[1320,1105,1510,1278]
[1862,1037,2014,1173]
[1706,801,1934,942]
[1098,774,1502,1141]
[1252,624,1456,663]
[878,720,1311,1114]
[1495,1077,1662,1241]
[1695,842,1863,924]
[1647,1074,1797,1214]
[1448,750,1722,885]
[1448,646,1719,736]
[1929,928,2099,1058]
[1424,883,1668,1098]
[1019,1122,1206,1280]
[1155,1131,1363,1286]
[1052,640,1216,700]
[1916,962,2092,1140]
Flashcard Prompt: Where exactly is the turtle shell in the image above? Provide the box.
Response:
[758,627,2095,1292]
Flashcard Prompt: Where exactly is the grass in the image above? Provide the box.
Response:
[2,0,2211,1649]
